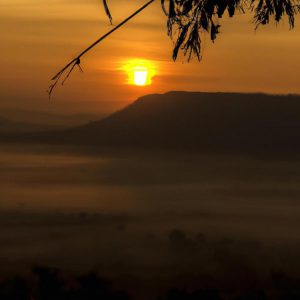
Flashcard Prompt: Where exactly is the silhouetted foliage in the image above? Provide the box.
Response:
[0,277,31,300]
[161,288,223,300]
[2,265,300,300]
[32,266,66,300]
[102,0,300,61]
[235,290,268,300]
[0,266,130,300]
[160,0,300,60]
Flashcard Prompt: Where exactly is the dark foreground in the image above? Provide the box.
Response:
[1,143,300,299]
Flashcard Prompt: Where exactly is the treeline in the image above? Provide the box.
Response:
[1,265,300,300]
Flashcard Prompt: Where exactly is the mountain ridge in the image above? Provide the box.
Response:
[62,91,300,155]
[4,91,300,157]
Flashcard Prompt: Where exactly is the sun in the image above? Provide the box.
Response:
[133,67,148,86]
[122,59,156,87]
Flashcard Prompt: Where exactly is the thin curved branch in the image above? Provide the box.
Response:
[48,0,156,98]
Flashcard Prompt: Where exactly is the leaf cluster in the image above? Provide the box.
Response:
[158,0,300,60]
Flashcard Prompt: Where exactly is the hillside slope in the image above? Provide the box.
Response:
[6,92,300,156]
[63,92,300,154]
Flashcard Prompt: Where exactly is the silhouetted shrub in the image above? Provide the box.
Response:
[236,289,268,300]
[161,288,223,300]
[0,277,31,300]
[0,266,130,300]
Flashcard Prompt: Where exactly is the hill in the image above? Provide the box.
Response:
[2,109,103,128]
[6,92,300,156]
[0,116,59,133]
[65,92,300,155]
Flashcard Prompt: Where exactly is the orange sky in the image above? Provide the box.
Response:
[1,0,300,114]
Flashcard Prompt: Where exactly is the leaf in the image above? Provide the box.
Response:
[161,0,168,16]
[200,10,209,31]
[217,1,227,18]
[183,0,193,15]
[169,0,176,18]
[210,23,221,42]
[173,25,189,60]
[103,0,113,24]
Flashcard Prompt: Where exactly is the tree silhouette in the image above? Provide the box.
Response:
[48,0,300,96]
[163,0,300,61]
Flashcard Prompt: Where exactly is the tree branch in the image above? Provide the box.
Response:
[48,0,156,97]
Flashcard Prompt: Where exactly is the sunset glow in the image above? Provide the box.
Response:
[2,1,300,298]
[122,59,156,86]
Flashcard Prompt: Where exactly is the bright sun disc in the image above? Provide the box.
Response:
[133,67,148,86]
[122,59,156,86]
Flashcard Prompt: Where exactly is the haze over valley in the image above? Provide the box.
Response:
[1,92,300,299]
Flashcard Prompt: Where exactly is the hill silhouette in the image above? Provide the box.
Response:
[0,115,61,133]
[1,109,103,128]
[62,92,300,155]
[0,116,39,133]
[6,92,300,156]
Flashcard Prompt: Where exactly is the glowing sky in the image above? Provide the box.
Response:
[1,0,300,114]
